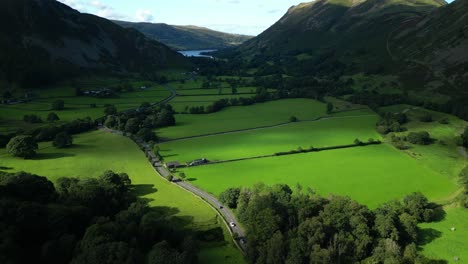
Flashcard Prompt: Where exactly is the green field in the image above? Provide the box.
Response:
[177,144,457,208]
[160,114,380,163]
[419,207,468,263]
[168,94,247,113]
[0,130,245,263]
[159,99,327,139]
[176,87,256,96]
[380,105,467,182]
[0,82,170,133]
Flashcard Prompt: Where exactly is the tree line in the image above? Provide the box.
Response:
[219,184,446,264]
[0,170,200,264]
[102,103,176,142]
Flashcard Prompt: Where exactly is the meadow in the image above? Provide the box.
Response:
[177,144,457,208]
[160,113,380,163]
[419,207,468,263]
[0,130,245,263]
[0,79,170,133]
[380,105,467,182]
[159,99,328,139]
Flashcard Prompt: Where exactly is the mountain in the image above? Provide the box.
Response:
[389,0,468,97]
[238,0,446,65]
[113,21,253,51]
[224,0,468,113]
[0,0,187,87]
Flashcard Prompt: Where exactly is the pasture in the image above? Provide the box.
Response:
[178,144,457,208]
[419,207,468,263]
[159,99,328,139]
[0,79,170,132]
[0,130,244,263]
[160,113,381,163]
[380,105,467,181]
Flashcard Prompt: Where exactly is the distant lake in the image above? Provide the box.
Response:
[178,49,217,58]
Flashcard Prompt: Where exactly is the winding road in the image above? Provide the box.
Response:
[102,84,247,252]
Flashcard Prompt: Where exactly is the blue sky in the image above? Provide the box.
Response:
[58,0,454,36]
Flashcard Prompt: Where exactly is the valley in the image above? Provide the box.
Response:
[0,0,467,263]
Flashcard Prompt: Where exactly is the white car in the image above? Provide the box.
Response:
[229,222,236,227]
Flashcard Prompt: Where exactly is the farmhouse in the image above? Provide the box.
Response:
[165,161,181,169]
[189,158,208,167]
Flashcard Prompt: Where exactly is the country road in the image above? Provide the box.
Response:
[99,84,247,252]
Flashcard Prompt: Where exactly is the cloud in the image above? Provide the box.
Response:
[57,0,128,20]
[136,9,155,22]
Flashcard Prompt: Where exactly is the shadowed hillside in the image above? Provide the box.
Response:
[114,21,253,51]
[0,0,187,87]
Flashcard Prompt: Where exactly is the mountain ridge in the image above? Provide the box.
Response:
[113,20,253,51]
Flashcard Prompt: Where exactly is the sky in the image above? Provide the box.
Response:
[57,0,308,36]
[57,0,455,36]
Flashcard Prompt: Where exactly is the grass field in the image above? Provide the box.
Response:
[419,207,468,263]
[159,99,327,139]
[0,81,170,133]
[380,105,467,182]
[160,114,380,163]
[0,130,245,263]
[177,144,457,208]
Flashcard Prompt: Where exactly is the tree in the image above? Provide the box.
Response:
[219,188,241,208]
[179,173,186,181]
[407,131,432,145]
[53,132,73,148]
[104,105,117,116]
[47,112,60,123]
[124,118,140,134]
[290,116,298,122]
[104,115,118,128]
[137,128,156,141]
[6,135,38,158]
[462,127,468,148]
[51,100,65,111]
[327,103,334,114]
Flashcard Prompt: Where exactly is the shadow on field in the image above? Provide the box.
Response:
[133,184,158,196]
[32,153,75,160]
[70,144,94,150]
[186,178,197,182]
[418,228,443,246]
[0,166,13,170]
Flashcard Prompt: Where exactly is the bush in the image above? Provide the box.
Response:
[289,116,298,122]
[6,135,38,158]
[47,112,60,122]
[23,114,42,123]
[53,132,73,148]
[407,131,433,145]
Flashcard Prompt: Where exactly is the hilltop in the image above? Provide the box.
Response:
[114,21,253,51]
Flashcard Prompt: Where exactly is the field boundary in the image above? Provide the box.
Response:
[160,110,373,143]
[193,141,383,167]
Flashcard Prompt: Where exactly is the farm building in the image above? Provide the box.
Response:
[189,158,208,167]
[165,161,181,169]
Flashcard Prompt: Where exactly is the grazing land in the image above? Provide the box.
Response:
[0,130,245,263]
[419,207,468,263]
[160,112,380,162]
[177,144,457,208]
[159,99,327,139]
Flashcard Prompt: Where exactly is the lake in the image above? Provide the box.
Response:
[178,49,217,58]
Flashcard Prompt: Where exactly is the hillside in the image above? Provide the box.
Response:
[114,21,253,50]
[219,0,468,117]
[390,0,468,98]
[0,0,187,87]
